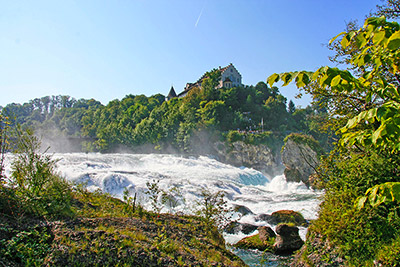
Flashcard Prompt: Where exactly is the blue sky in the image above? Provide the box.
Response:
[0,0,379,107]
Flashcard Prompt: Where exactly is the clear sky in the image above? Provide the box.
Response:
[0,0,380,107]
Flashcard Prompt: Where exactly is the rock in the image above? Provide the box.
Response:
[234,230,275,251]
[255,213,272,222]
[232,204,254,216]
[241,223,258,234]
[270,210,308,227]
[224,221,258,235]
[213,141,283,178]
[256,210,308,227]
[257,226,276,242]
[281,134,322,187]
[273,224,304,255]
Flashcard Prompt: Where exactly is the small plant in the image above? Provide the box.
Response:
[195,189,231,230]
[146,179,165,213]
[161,185,184,213]
[123,187,137,214]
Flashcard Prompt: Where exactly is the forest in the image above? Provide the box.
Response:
[0,74,329,154]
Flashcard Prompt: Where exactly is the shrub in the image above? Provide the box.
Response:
[10,127,73,217]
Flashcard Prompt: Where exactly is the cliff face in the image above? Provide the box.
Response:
[281,135,321,187]
[213,141,283,178]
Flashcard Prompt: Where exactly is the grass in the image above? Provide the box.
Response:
[0,185,246,266]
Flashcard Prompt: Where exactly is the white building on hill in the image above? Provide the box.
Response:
[167,63,243,100]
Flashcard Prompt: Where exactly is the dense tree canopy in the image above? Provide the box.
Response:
[1,81,326,153]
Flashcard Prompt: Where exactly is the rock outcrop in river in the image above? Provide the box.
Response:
[213,141,283,178]
[281,134,323,187]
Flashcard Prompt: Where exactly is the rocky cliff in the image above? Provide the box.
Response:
[281,134,322,186]
[213,141,283,179]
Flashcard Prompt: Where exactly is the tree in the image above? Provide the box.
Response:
[268,16,400,265]
[268,17,400,152]
[288,100,296,114]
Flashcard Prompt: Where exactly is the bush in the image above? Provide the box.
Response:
[310,150,400,266]
[10,127,73,217]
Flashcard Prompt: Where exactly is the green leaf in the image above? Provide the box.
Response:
[372,125,386,144]
[341,34,350,48]
[356,196,368,210]
[346,116,359,129]
[377,106,387,120]
[356,34,368,48]
[391,183,400,201]
[281,73,293,86]
[387,31,400,50]
[295,72,305,88]
[331,75,341,87]
[267,73,279,87]
[330,32,346,44]
[373,30,386,45]
[366,108,377,122]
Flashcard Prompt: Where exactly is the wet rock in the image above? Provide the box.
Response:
[256,210,308,227]
[255,213,272,222]
[258,226,276,241]
[224,221,258,235]
[234,231,275,251]
[273,224,304,255]
[232,204,254,216]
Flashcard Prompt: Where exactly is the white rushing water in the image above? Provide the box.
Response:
[4,153,322,244]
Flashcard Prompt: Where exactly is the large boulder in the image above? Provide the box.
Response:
[234,226,276,251]
[273,224,304,255]
[281,134,322,187]
[255,210,308,227]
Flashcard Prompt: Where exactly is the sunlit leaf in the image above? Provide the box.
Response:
[387,31,400,50]
[331,75,341,87]
[267,73,279,87]
[330,32,346,44]
[373,30,386,44]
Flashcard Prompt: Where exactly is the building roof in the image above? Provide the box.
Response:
[167,86,177,99]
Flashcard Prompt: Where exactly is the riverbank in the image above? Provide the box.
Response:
[0,186,246,266]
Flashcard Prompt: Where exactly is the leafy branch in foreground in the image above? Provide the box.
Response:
[268,17,400,153]
[357,181,400,209]
[268,14,400,266]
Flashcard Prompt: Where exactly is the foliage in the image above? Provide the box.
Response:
[0,227,52,266]
[283,133,324,156]
[269,17,400,153]
[1,81,329,154]
[268,12,400,265]
[195,189,231,230]
[357,181,400,209]
[9,127,73,217]
[0,114,10,183]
